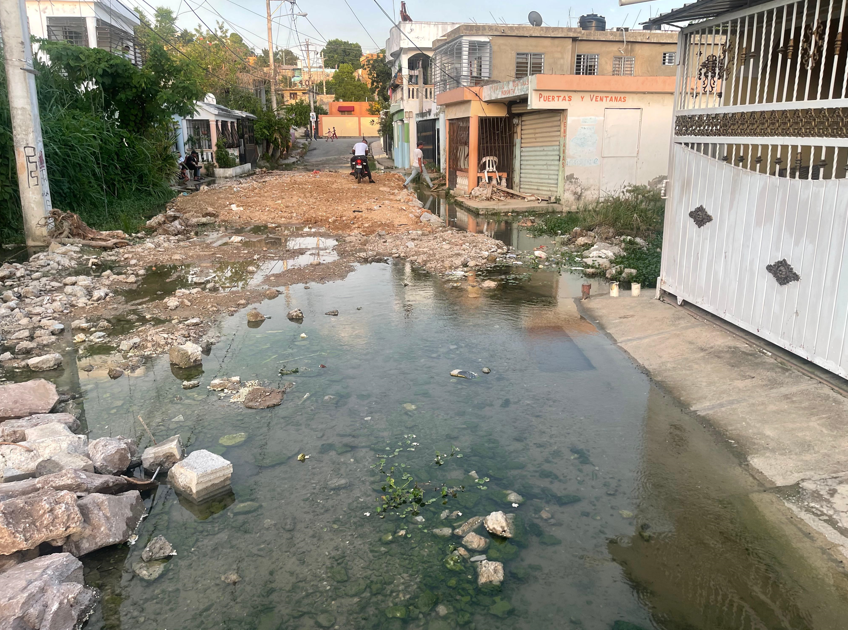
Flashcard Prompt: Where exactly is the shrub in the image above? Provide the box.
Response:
[214,138,238,168]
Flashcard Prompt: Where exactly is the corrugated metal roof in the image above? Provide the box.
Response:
[644,0,775,26]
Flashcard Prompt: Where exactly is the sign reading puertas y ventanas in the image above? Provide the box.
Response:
[533,91,630,108]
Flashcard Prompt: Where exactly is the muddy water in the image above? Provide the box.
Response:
[71,261,848,630]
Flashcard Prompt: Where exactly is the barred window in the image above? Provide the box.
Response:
[662,52,677,65]
[613,56,635,76]
[575,54,599,76]
[515,52,544,79]
[46,17,88,47]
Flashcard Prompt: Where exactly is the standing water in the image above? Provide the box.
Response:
[73,260,848,630]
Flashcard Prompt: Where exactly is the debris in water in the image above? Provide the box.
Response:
[222,572,241,584]
[325,310,339,316]
[319,364,326,368]
[482,367,491,374]
[297,453,309,462]
[229,380,260,403]
[450,369,476,379]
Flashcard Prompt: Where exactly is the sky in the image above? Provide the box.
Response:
[135,0,685,58]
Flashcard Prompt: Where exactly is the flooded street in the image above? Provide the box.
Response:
[68,246,848,629]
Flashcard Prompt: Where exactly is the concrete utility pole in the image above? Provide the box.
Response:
[265,0,278,113]
[0,0,52,246]
[304,39,315,136]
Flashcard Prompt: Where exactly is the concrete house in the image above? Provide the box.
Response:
[647,0,848,378]
[26,0,142,66]
[433,19,678,200]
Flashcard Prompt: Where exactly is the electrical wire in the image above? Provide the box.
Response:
[214,0,326,43]
[342,0,382,49]
[181,0,265,73]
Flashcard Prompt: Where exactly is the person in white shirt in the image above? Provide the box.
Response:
[404,141,433,189]
[351,138,374,183]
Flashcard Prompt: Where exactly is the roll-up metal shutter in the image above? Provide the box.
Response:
[518,111,562,197]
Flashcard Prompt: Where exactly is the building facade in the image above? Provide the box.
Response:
[648,0,848,378]
[318,102,380,137]
[433,23,678,200]
[174,94,257,169]
[26,0,142,66]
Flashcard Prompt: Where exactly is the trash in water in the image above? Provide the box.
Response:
[297,453,309,462]
[450,369,476,379]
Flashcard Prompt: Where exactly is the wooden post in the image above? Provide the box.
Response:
[468,115,479,194]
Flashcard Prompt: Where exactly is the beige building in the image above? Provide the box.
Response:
[432,21,678,202]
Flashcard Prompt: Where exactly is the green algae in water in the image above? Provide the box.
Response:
[219,433,247,446]
[384,605,407,619]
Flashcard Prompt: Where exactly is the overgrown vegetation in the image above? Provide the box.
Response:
[214,138,238,168]
[530,186,665,239]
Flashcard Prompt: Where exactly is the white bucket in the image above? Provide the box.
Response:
[610,282,619,297]
[631,283,641,297]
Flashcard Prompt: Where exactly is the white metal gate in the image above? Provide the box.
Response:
[660,0,848,377]
[518,111,562,197]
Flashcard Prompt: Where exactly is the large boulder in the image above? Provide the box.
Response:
[141,435,183,474]
[0,469,150,502]
[63,491,144,557]
[168,450,232,502]
[35,452,95,477]
[88,436,136,475]
[0,413,80,443]
[0,553,97,628]
[0,489,83,555]
[26,353,64,372]
[169,342,202,368]
[0,379,59,420]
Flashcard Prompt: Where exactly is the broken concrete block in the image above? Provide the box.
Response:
[141,435,183,473]
[0,489,84,555]
[87,436,136,475]
[35,452,95,477]
[168,450,232,501]
[0,554,97,628]
[63,490,144,557]
[0,379,59,420]
[169,342,202,368]
[0,413,80,443]
[0,469,150,502]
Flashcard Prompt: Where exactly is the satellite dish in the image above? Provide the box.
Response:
[528,11,543,26]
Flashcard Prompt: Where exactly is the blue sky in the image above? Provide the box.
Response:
[136,0,685,57]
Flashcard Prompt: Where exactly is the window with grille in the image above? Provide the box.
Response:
[46,17,88,47]
[515,53,544,79]
[662,52,676,65]
[613,56,635,76]
[433,39,491,93]
[575,54,599,75]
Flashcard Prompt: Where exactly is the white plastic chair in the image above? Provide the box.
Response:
[479,156,500,185]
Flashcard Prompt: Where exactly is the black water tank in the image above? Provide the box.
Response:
[579,13,606,31]
[642,23,663,31]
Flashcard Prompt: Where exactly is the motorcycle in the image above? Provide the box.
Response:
[353,156,366,184]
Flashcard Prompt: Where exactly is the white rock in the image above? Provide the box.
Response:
[27,353,63,372]
[477,560,504,586]
[483,511,514,538]
[167,450,232,501]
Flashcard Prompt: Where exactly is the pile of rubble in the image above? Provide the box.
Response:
[0,378,234,628]
[561,228,652,281]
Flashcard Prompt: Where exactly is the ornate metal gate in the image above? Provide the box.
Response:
[658,0,848,377]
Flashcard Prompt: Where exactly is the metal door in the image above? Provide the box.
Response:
[417,119,438,167]
[518,111,561,197]
[600,108,642,194]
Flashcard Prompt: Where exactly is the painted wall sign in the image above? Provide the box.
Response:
[534,91,630,108]
[482,77,530,101]
[567,117,602,167]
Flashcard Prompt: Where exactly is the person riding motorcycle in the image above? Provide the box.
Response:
[350,138,375,183]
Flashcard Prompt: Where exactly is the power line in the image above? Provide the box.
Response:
[213,0,326,43]
[188,0,267,53]
[342,0,381,50]
[295,1,328,43]
[182,0,265,74]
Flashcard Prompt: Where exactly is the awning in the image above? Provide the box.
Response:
[338,106,355,112]
[644,0,775,26]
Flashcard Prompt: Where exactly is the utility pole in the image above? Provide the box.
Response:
[0,0,52,246]
[304,39,315,136]
[321,53,326,95]
[265,0,277,114]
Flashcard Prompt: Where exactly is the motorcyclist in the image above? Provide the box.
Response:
[350,137,375,183]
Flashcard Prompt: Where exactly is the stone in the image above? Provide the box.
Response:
[0,469,144,502]
[182,380,199,389]
[454,516,483,537]
[246,309,265,322]
[506,491,524,504]
[462,532,489,551]
[88,436,135,475]
[316,612,336,628]
[222,571,240,584]
[169,342,202,368]
[287,308,304,321]
[243,387,284,409]
[431,527,453,537]
[0,554,97,628]
[325,310,339,316]
[0,490,83,555]
[0,352,12,361]
[107,367,124,380]
[10,329,31,340]
[119,337,140,352]
[15,341,36,354]
[27,353,63,372]
[264,288,279,299]
[141,435,183,474]
[168,450,232,501]
[133,560,168,581]
[484,511,514,538]
[141,535,176,562]
[477,560,504,587]
[482,367,491,374]
[35,452,94,476]
[219,433,247,447]
[480,280,498,289]
[0,413,79,443]
[63,491,144,557]
[540,509,552,520]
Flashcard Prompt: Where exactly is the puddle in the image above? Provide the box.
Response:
[286,236,338,250]
[67,261,848,630]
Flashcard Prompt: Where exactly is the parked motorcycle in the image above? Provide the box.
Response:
[352,156,366,184]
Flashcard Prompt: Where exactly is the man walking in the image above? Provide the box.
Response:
[404,141,432,189]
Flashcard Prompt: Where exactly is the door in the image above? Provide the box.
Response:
[600,108,641,194]
[417,119,438,167]
[518,111,562,197]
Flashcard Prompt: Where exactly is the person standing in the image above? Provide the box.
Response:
[404,141,433,189]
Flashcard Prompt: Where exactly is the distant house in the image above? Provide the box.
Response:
[174,95,257,168]
[318,102,379,137]
[647,0,848,378]
[25,0,142,66]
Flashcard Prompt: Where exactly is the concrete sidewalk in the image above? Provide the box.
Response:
[581,292,848,558]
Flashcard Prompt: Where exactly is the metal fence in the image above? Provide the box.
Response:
[478,117,514,188]
[433,39,492,94]
[448,118,470,189]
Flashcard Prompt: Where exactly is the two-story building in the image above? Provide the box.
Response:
[386,21,463,169]
[25,0,142,66]
[433,19,678,201]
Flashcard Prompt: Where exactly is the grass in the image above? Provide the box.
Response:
[529,186,665,239]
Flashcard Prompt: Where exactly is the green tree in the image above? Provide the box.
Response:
[328,64,371,102]
[284,101,327,127]
[255,48,299,67]
[322,39,363,69]
[366,51,392,102]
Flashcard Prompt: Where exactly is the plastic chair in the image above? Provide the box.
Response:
[480,156,500,185]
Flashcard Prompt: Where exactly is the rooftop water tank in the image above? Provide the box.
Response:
[579,14,606,31]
